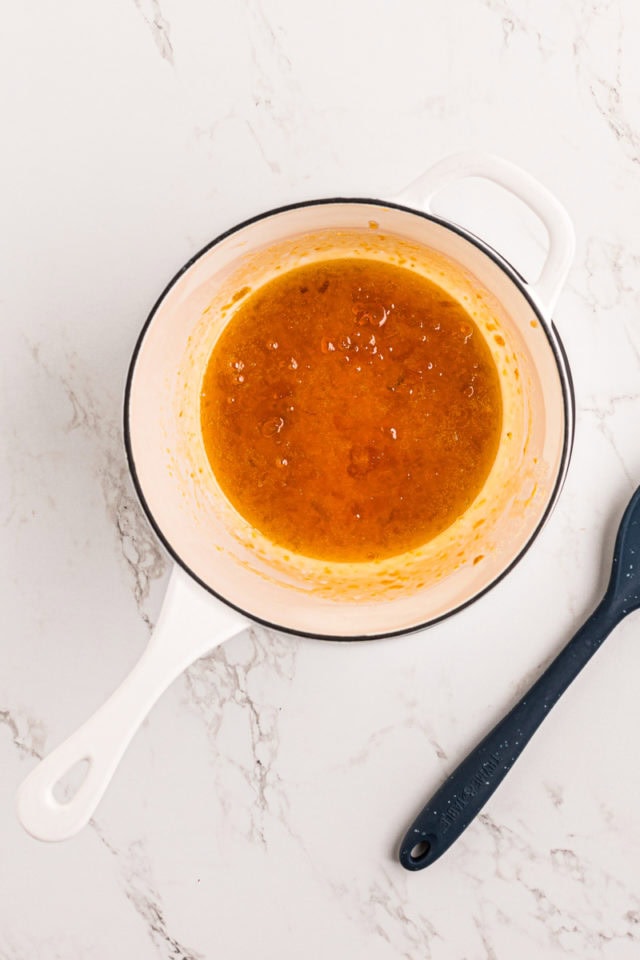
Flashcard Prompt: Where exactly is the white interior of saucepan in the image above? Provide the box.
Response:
[127,202,569,637]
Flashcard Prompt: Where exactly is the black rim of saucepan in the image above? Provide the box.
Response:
[123,197,575,642]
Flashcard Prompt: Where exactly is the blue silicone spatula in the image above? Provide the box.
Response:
[400,485,640,870]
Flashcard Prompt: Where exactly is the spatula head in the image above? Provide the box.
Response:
[606,486,640,613]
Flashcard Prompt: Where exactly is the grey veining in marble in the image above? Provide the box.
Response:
[2,0,640,957]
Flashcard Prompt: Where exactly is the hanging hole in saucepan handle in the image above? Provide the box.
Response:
[391,151,575,318]
[51,757,91,804]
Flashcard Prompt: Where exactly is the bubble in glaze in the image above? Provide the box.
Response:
[261,416,285,437]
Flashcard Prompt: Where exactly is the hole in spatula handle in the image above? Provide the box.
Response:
[409,841,431,861]
[399,834,438,870]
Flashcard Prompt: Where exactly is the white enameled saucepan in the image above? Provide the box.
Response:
[17,152,575,841]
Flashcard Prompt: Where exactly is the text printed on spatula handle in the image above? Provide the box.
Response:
[439,751,502,833]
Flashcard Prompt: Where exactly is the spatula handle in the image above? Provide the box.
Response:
[399,598,619,870]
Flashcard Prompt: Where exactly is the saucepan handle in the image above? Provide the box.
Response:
[392,152,575,316]
[17,565,248,842]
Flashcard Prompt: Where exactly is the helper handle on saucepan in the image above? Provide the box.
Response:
[394,151,575,317]
[17,565,248,842]
[400,485,640,871]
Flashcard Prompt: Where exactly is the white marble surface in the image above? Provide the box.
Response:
[2,1,640,957]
